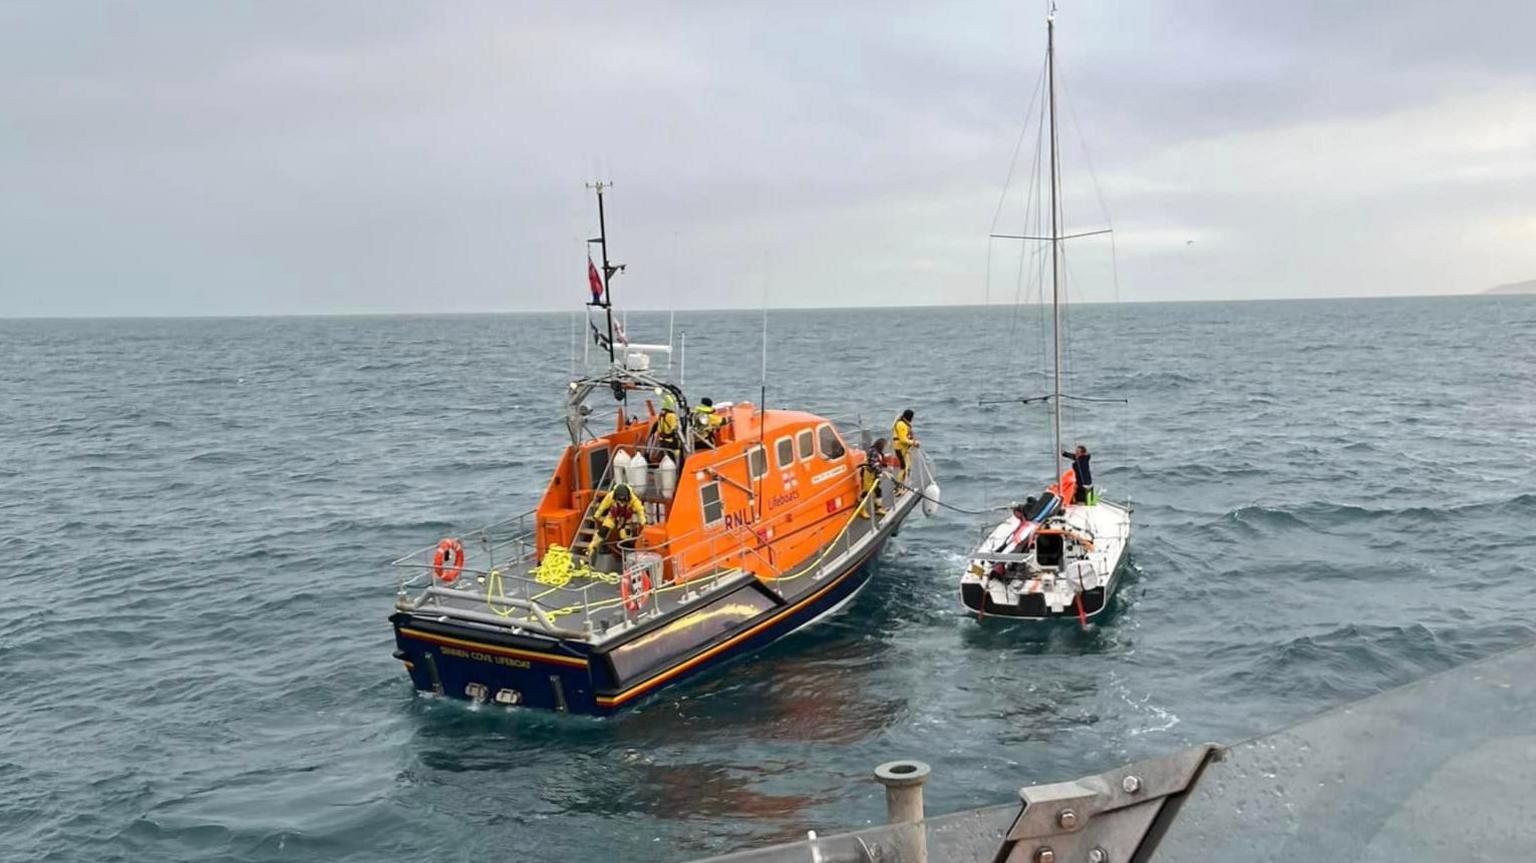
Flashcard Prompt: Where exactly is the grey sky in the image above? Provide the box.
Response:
[2,1,1534,316]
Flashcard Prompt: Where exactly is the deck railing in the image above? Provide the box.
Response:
[392,411,926,639]
[393,518,767,637]
[391,468,890,639]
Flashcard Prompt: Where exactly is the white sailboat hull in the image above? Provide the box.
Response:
[959,498,1131,620]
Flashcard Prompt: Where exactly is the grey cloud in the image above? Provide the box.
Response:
[2,0,1534,316]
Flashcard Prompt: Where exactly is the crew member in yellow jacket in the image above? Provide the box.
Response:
[586,483,646,562]
[690,398,727,449]
[651,406,682,464]
[891,409,919,481]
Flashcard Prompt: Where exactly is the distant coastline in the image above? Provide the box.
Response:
[1486,279,1536,295]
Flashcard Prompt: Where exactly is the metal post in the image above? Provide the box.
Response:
[593,182,617,366]
[874,760,930,863]
[1047,13,1064,484]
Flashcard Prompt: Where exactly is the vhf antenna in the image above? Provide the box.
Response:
[585,181,625,366]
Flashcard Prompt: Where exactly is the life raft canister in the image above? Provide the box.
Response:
[620,568,652,614]
[433,537,465,582]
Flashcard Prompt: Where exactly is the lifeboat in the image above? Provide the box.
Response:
[388,185,937,714]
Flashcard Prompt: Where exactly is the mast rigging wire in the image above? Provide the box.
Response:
[988,57,1050,236]
[984,8,1133,501]
[890,477,1006,517]
[1006,90,1049,379]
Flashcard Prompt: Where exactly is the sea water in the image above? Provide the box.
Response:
[2,296,1533,861]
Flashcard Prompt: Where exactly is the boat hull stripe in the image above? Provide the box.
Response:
[398,628,589,668]
[596,523,890,707]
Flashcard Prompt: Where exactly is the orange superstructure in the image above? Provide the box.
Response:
[535,402,867,588]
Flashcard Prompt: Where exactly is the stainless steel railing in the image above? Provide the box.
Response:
[392,411,925,637]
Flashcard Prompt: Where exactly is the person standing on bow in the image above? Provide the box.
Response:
[891,409,919,482]
[858,438,890,520]
[690,398,726,450]
[1061,444,1093,504]
[586,483,646,563]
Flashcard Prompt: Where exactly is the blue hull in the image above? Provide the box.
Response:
[391,533,891,716]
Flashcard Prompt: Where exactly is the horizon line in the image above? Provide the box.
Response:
[0,288,1518,321]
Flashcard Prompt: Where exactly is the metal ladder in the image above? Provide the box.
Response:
[571,458,618,560]
[573,508,604,557]
[569,446,670,564]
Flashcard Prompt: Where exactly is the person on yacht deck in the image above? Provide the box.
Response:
[1062,445,1093,504]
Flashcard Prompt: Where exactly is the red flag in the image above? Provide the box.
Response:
[588,257,604,303]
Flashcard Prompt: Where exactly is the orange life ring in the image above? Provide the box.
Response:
[433,538,465,582]
[620,568,652,614]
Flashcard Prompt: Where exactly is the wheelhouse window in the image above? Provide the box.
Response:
[775,437,795,469]
[588,446,611,490]
[748,445,767,480]
[796,429,814,461]
[700,481,724,525]
[816,424,846,460]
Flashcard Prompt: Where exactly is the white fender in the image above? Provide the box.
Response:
[625,448,650,491]
[657,454,677,499]
[611,449,632,487]
[922,482,941,517]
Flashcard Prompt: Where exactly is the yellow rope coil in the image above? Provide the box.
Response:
[530,543,580,587]
[526,544,618,599]
[481,544,631,621]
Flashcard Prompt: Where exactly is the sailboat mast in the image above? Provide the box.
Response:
[1047,14,1064,480]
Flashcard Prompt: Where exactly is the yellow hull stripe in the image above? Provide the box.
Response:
[399,627,589,669]
[597,541,876,707]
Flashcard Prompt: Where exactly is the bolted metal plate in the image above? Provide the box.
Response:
[999,744,1218,863]
[1007,744,1216,839]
